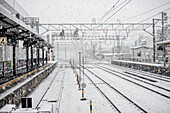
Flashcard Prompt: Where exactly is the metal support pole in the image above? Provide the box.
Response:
[153,19,156,63]
[37,48,40,67]
[90,100,92,113]
[13,44,16,77]
[57,42,59,61]
[2,61,4,77]
[42,47,44,65]
[79,52,81,88]
[133,50,134,62]
[46,50,48,64]
[2,45,5,77]
[163,46,166,66]
[31,46,33,69]
[81,56,86,100]
[82,57,84,83]
[26,42,29,72]
[161,12,164,41]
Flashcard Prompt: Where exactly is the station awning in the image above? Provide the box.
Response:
[0,5,53,48]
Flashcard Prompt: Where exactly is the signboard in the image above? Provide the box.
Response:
[82,83,86,88]
[19,40,24,48]
[21,98,32,108]
[0,37,7,45]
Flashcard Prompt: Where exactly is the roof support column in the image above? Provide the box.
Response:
[26,41,29,72]
[46,49,48,64]
[13,38,16,77]
[42,47,44,66]
[37,47,40,67]
[31,45,33,69]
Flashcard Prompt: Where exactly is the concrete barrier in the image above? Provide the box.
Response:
[111,60,170,76]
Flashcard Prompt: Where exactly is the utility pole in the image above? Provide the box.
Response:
[153,19,156,63]
[79,52,81,89]
[161,12,164,41]
[161,12,168,66]
[57,42,59,61]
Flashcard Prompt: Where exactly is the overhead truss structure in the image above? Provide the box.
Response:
[38,23,153,38]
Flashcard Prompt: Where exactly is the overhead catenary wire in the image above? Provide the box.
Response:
[103,0,132,23]
[122,2,170,21]
[95,0,130,26]
[133,8,170,30]
[96,0,120,24]
[87,0,130,37]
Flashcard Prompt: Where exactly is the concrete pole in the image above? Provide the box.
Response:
[153,19,156,63]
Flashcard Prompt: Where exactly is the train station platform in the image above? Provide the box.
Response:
[25,66,89,113]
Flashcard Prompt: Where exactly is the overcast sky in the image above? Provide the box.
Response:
[16,0,170,23]
[16,0,170,47]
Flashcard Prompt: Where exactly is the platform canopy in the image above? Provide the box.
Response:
[0,3,53,48]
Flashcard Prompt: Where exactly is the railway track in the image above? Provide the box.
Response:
[110,64,170,81]
[83,68,147,113]
[35,67,65,110]
[96,65,170,92]
[94,65,170,99]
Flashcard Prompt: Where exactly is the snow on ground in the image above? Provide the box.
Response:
[84,69,143,113]
[27,67,60,108]
[112,60,163,67]
[60,67,117,113]
[86,65,170,113]
[27,65,120,113]
[101,64,170,91]
[12,61,170,113]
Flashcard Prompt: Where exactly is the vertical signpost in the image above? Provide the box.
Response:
[79,52,81,90]
[81,56,86,100]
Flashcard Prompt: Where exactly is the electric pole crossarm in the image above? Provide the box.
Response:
[143,29,154,36]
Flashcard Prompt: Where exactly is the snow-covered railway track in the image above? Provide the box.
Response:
[95,65,170,99]
[34,69,60,109]
[84,68,147,113]
[110,64,170,82]
[34,68,65,110]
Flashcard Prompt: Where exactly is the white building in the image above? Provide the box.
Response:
[131,35,153,62]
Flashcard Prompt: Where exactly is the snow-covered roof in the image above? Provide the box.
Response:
[131,45,153,50]
[103,53,114,56]
[157,40,170,45]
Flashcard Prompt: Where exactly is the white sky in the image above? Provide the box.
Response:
[16,0,170,48]
[16,0,170,23]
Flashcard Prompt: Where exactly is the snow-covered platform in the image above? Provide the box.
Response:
[111,60,170,76]
[0,62,56,109]
[1,61,170,113]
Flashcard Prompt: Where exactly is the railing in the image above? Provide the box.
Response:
[0,62,56,109]
[0,58,47,85]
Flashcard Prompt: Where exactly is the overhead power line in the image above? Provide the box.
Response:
[94,0,131,29]
[138,8,170,24]
[103,0,132,23]
[122,2,170,21]
[133,8,170,30]
[96,0,120,23]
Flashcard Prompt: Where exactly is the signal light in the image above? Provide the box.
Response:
[16,13,20,19]
[157,46,163,50]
